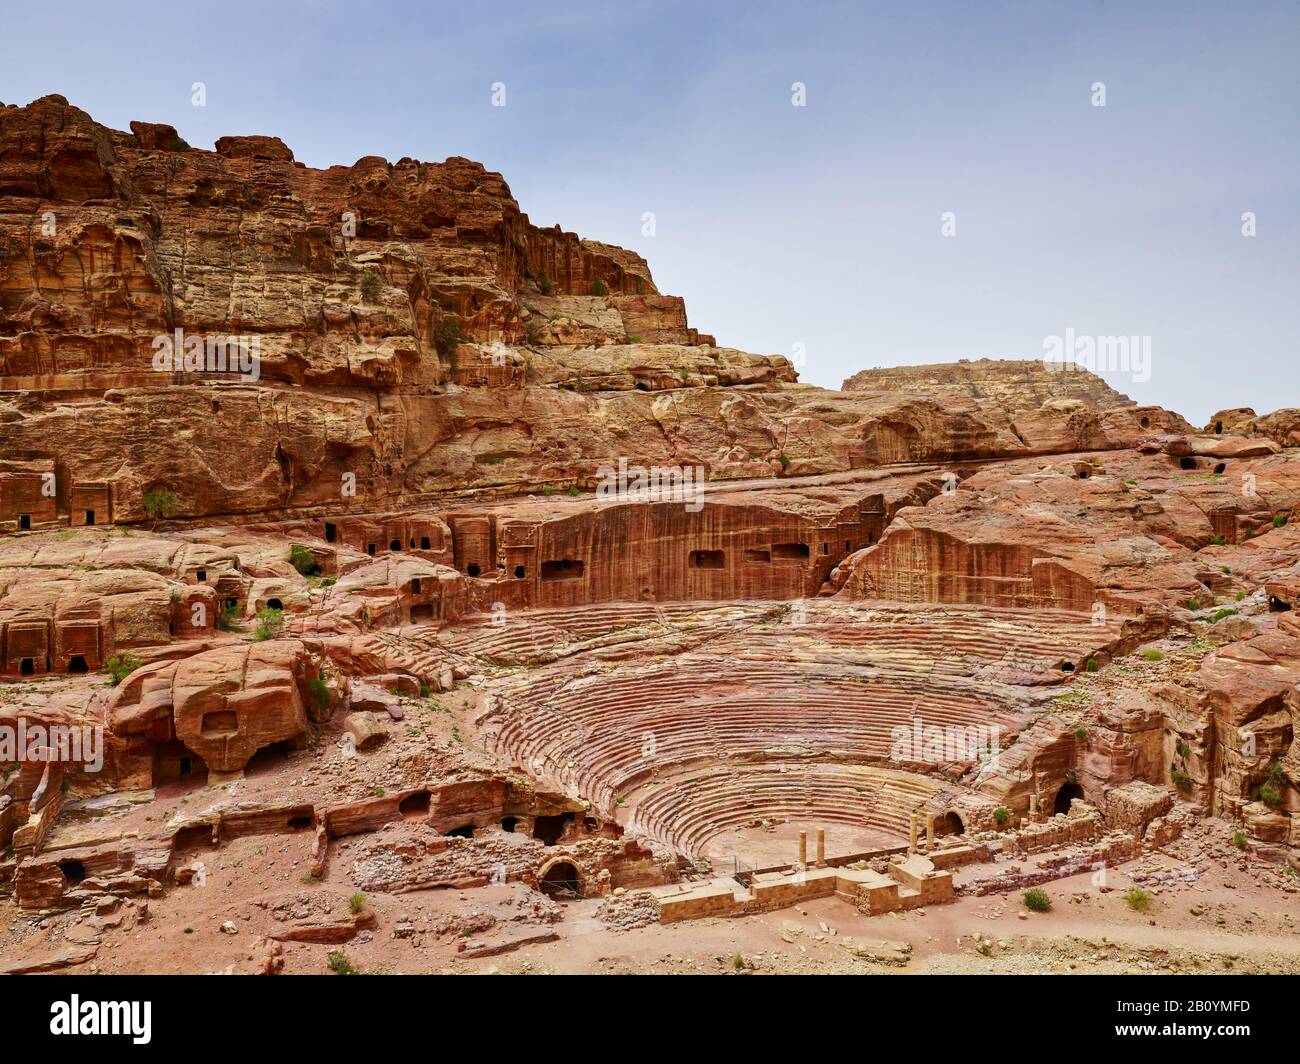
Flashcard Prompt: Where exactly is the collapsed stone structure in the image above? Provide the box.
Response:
[1,96,1299,969]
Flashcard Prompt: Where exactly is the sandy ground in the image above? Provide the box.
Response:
[6,820,1298,975]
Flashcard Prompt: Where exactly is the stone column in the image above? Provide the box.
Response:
[816,829,826,868]
[925,815,935,852]
[909,814,918,854]
[1028,793,1038,821]
[798,830,807,868]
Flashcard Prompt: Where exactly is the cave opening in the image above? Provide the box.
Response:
[539,861,581,899]
[399,791,431,817]
[532,812,574,845]
[58,860,87,885]
[1054,782,1084,815]
[68,655,88,674]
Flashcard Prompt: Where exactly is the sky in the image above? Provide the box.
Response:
[2,0,1296,424]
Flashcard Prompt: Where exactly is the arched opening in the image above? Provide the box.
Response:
[1269,596,1292,613]
[58,859,87,885]
[467,563,482,578]
[243,740,293,777]
[286,815,313,831]
[1077,467,1090,479]
[500,816,519,833]
[1139,416,1151,429]
[265,598,283,611]
[443,824,474,838]
[1214,463,1226,474]
[1060,661,1075,673]
[532,812,573,846]
[939,811,965,836]
[1054,782,1084,816]
[409,538,416,549]
[1215,421,1223,434]
[538,861,581,899]
[399,791,430,817]
[389,539,401,552]
[1180,457,1197,470]
[514,565,526,579]
[583,816,599,833]
[67,655,88,674]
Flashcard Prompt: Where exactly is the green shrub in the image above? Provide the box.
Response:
[1022,888,1052,913]
[1085,658,1099,673]
[1267,759,1285,787]
[1176,739,1190,759]
[348,892,367,915]
[1260,782,1283,808]
[360,269,382,302]
[1212,607,1238,622]
[254,606,284,641]
[1141,649,1165,661]
[777,453,791,469]
[307,675,330,710]
[1232,830,1248,850]
[435,316,461,364]
[218,601,241,631]
[289,544,320,576]
[993,806,1011,826]
[567,486,580,498]
[537,273,555,295]
[326,948,358,975]
[142,489,179,529]
[589,279,607,296]
[1123,886,1152,912]
[1210,534,1226,546]
[1171,766,1193,792]
[105,652,143,686]
[1074,727,1088,739]
[1274,515,1288,528]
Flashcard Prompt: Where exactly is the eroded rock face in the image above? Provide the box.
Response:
[4,96,1300,969]
[109,640,319,774]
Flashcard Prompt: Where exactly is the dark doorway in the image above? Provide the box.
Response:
[539,861,581,899]
[367,543,376,556]
[58,860,87,885]
[85,510,95,525]
[266,598,282,610]
[68,655,88,674]
[389,539,401,552]
[500,816,519,833]
[1180,457,1197,470]
[196,568,207,582]
[532,812,573,845]
[19,514,30,530]
[420,536,431,550]
[1054,782,1084,815]
[399,791,431,817]
[467,563,482,577]
[940,811,965,835]
[324,522,337,543]
[540,559,584,581]
[688,549,725,569]
[443,824,475,838]
[514,565,526,578]
[20,658,34,676]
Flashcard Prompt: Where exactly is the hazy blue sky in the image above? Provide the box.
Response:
[3,0,1296,423]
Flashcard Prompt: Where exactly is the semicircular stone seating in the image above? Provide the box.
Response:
[474,600,1122,859]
